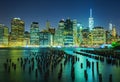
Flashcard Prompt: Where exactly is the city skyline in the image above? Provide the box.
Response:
[0,16,118,48]
[0,0,120,33]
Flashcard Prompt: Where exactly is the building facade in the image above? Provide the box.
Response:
[0,24,9,47]
[55,19,65,46]
[89,9,94,31]
[24,31,30,47]
[39,31,51,47]
[111,26,117,41]
[9,18,25,47]
[64,18,74,46]
[81,28,90,47]
[76,23,83,46]
[73,19,77,46]
[91,27,106,46]
[30,22,40,46]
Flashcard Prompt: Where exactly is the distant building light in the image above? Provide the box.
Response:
[77,24,83,29]
[57,46,62,48]
[77,24,80,27]
[14,18,21,20]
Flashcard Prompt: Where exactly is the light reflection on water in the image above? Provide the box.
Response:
[0,47,120,82]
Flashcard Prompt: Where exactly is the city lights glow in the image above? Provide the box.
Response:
[0,9,119,48]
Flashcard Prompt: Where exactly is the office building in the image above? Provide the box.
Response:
[0,24,9,47]
[54,19,65,46]
[111,26,117,41]
[81,28,89,47]
[24,31,30,47]
[91,27,106,46]
[73,19,77,46]
[89,9,94,31]
[76,23,83,46]
[39,31,51,47]
[64,18,74,46]
[30,22,40,46]
[10,18,25,47]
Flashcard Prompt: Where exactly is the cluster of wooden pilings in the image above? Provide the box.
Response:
[75,49,120,67]
[81,49,120,59]
[2,48,116,82]
[3,49,66,80]
[73,49,115,82]
[3,59,16,73]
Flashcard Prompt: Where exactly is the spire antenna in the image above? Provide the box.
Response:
[90,8,92,17]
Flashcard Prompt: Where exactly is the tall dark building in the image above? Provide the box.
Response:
[64,18,73,31]
[24,31,30,46]
[64,18,74,46]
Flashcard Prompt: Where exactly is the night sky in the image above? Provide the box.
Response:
[0,0,120,33]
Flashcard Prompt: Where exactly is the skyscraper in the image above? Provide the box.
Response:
[109,23,113,31]
[54,19,65,46]
[46,20,50,31]
[30,22,40,46]
[91,27,106,46]
[77,23,83,46]
[64,18,73,46]
[89,9,94,31]
[24,31,30,46]
[10,18,25,47]
[112,27,116,37]
[0,24,9,47]
[39,31,51,47]
[73,19,77,46]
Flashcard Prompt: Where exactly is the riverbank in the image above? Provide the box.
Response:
[0,46,56,50]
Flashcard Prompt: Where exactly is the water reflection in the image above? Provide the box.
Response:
[0,47,120,82]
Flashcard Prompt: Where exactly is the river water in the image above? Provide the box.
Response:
[0,47,120,82]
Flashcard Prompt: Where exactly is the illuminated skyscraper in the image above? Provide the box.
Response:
[0,24,9,47]
[73,19,77,46]
[112,26,116,37]
[39,31,51,47]
[55,19,65,46]
[10,18,25,47]
[81,28,89,46]
[64,18,73,46]
[48,28,55,46]
[111,26,117,42]
[91,27,106,46]
[30,22,40,46]
[77,23,83,46]
[89,9,94,31]
[109,23,113,31]
[24,31,30,46]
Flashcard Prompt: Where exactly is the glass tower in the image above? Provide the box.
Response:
[10,18,25,47]
[89,9,94,31]
[30,22,40,46]
[0,24,9,47]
